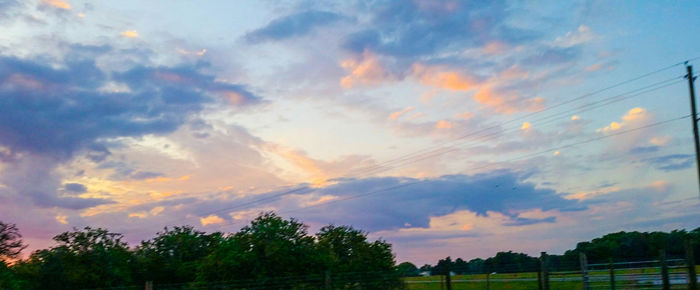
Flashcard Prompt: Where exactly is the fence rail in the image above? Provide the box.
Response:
[406,247,698,290]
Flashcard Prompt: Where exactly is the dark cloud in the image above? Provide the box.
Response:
[341,1,538,59]
[0,49,260,160]
[37,195,113,210]
[97,161,166,181]
[503,216,555,226]
[140,170,582,232]
[629,145,660,154]
[129,171,165,180]
[302,171,582,231]
[0,155,114,210]
[246,10,345,43]
[63,183,87,194]
[645,154,694,172]
[0,45,261,208]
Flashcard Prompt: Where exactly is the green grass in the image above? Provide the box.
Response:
[403,266,699,289]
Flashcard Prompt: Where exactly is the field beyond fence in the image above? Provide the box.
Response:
[404,254,699,290]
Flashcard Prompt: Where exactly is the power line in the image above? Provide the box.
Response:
[213,76,684,218]
[164,60,692,228]
[353,77,685,176]
[216,114,689,229]
[345,61,691,177]
[285,114,690,213]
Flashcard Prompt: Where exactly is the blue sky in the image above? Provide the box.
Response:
[0,0,699,264]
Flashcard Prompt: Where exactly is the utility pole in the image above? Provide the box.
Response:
[687,64,700,197]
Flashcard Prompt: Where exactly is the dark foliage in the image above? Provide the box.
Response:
[0,213,402,289]
[0,222,26,261]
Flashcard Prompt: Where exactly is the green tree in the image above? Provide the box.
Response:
[14,227,134,289]
[316,225,400,289]
[195,212,321,287]
[431,257,453,276]
[135,226,222,284]
[396,262,419,277]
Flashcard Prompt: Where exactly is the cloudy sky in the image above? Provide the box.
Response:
[1,0,699,264]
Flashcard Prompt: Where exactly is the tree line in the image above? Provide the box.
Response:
[1,213,698,288]
[0,212,401,289]
[397,227,700,276]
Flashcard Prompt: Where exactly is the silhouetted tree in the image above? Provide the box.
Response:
[431,256,453,275]
[316,225,399,288]
[13,227,134,289]
[135,226,222,284]
[396,262,419,277]
[0,222,25,261]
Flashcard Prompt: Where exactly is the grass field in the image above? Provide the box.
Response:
[403,266,699,289]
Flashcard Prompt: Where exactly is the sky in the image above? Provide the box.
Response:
[0,0,699,265]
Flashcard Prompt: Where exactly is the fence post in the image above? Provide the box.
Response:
[445,262,452,290]
[144,280,153,290]
[324,270,331,290]
[486,272,490,290]
[660,249,670,290]
[540,252,550,290]
[687,239,698,290]
[537,259,543,290]
[608,258,615,290]
[579,252,590,290]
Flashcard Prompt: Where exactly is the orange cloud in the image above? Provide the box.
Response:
[42,0,71,10]
[473,86,513,114]
[266,145,330,186]
[453,112,473,120]
[144,175,190,183]
[55,215,68,224]
[435,120,453,129]
[128,212,148,219]
[340,52,392,88]
[303,195,339,207]
[389,107,415,120]
[200,215,224,226]
[649,136,670,146]
[150,206,164,216]
[407,112,426,121]
[598,107,649,133]
[120,30,139,38]
[412,63,479,91]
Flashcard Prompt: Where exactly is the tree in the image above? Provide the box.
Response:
[135,226,222,284]
[483,251,538,273]
[196,212,320,286]
[419,264,432,273]
[0,222,26,261]
[396,262,419,277]
[431,257,453,276]
[453,258,468,274]
[316,225,400,288]
[13,227,134,289]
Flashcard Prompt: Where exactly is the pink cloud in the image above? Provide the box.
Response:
[340,51,394,88]
[389,107,415,120]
